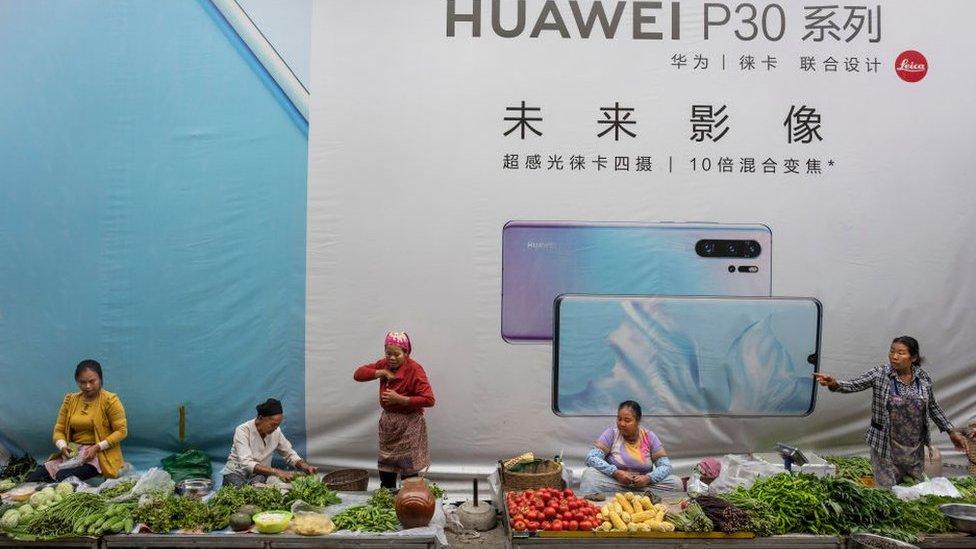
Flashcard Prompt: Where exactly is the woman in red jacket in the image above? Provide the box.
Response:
[354,331,435,489]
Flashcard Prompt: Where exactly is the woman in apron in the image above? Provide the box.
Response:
[814,336,968,487]
[354,331,435,489]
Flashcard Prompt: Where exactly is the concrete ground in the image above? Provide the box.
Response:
[445,524,508,547]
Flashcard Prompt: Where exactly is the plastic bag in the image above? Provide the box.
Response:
[707,455,784,494]
[94,473,141,501]
[160,449,212,484]
[687,473,708,497]
[57,455,86,472]
[290,502,336,536]
[131,467,175,497]
[290,499,327,515]
[892,477,961,500]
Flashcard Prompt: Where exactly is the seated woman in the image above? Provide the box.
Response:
[220,398,318,487]
[579,400,682,496]
[27,360,128,482]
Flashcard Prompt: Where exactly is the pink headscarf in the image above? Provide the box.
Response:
[697,457,722,479]
[384,331,411,354]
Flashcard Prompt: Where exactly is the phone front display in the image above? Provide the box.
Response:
[554,295,821,417]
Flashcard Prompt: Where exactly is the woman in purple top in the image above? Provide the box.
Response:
[580,401,682,495]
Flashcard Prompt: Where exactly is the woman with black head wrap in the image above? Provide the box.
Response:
[220,398,318,487]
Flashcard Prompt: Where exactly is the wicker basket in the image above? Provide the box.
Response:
[499,459,564,492]
[967,425,976,473]
[322,468,369,492]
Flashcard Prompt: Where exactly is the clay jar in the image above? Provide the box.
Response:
[395,477,435,528]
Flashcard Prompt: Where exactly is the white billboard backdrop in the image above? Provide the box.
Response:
[307,1,976,479]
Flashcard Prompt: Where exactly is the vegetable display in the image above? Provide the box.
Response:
[0,454,37,484]
[22,492,107,539]
[718,472,974,542]
[506,487,604,532]
[204,485,284,530]
[593,492,675,533]
[367,487,396,509]
[332,504,399,532]
[825,456,873,481]
[73,503,135,535]
[130,494,213,533]
[667,502,713,532]
[693,495,750,534]
[283,475,341,507]
[100,479,137,499]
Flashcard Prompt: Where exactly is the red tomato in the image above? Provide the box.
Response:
[543,507,557,519]
[527,521,540,531]
[540,521,551,530]
[563,488,575,498]
[514,520,527,531]
[568,520,579,531]
[513,514,525,523]
[524,490,535,498]
[558,505,570,514]
[579,520,592,531]
[551,520,563,531]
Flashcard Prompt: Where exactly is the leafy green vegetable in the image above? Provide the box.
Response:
[283,475,341,507]
[824,456,873,481]
[718,472,973,541]
[131,494,213,533]
[0,454,37,484]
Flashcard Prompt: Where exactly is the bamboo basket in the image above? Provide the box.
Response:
[322,468,369,491]
[499,459,564,492]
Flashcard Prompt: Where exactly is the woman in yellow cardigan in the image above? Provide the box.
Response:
[26,360,128,482]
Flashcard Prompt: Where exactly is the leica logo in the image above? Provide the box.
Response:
[895,50,928,83]
[896,59,925,73]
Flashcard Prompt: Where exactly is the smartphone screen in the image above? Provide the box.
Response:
[553,295,821,417]
[501,221,772,343]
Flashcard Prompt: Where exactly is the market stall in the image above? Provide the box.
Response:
[491,453,976,549]
[0,463,445,548]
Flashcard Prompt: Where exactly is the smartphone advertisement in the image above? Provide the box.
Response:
[554,295,821,417]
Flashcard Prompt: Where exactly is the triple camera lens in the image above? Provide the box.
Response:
[695,239,762,258]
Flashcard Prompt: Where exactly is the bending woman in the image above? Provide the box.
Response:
[221,398,318,487]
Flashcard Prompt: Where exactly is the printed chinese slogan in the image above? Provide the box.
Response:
[443,2,900,180]
[501,102,830,176]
